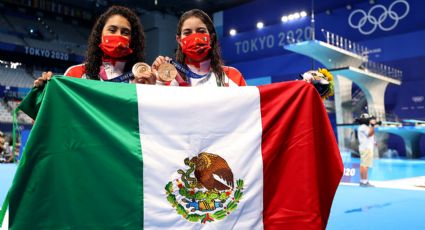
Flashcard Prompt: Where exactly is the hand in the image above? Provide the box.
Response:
[33,71,53,87]
[133,71,156,84]
[152,56,169,71]
[300,71,318,84]
[152,56,171,82]
[300,74,314,83]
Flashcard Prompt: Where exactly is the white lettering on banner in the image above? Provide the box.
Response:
[363,48,382,55]
[348,0,410,35]
[266,35,274,48]
[24,46,69,61]
[250,38,258,51]
[412,96,424,103]
[259,36,266,49]
[234,26,313,55]
[343,168,356,177]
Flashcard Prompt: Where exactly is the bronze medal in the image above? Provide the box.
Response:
[132,62,151,78]
[158,63,177,81]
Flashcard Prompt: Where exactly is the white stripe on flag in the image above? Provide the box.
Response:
[137,85,264,229]
[0,209,7,230]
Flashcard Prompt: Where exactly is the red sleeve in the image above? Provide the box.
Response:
[223,66,247,86]
[64,64,86,78]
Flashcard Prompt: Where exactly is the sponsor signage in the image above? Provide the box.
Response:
[24,46,70,61]
[221,19,311,62]
[0,41,83,63]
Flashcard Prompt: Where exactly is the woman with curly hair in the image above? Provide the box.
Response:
[152,9,247,87]
[34,5,153,86]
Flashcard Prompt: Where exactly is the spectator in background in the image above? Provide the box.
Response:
[0,131,5,162]
[34,5,154,86]
[357,113,376,187]
[0,131,13,163]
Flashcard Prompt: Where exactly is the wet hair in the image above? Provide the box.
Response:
[175,9,225,85]
[85,5,145,79]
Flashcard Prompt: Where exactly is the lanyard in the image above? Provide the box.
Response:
[104,71,133,83]
[169,60,210,79]
[169,59,225,86]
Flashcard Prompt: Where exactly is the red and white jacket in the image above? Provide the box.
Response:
[63,63,86,78]
[64,60,127,81]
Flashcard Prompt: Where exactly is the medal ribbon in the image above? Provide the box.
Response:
[169,60,209,79]
[104,71,134,83]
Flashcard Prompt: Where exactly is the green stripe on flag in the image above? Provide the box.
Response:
[8,77,143,229]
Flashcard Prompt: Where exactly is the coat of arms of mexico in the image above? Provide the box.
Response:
[165,152,244,224]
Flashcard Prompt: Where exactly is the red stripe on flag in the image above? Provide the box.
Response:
[259,81,343,230]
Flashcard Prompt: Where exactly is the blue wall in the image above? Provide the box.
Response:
[218,0,425,157]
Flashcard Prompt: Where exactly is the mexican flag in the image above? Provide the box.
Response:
[2,76,342,229]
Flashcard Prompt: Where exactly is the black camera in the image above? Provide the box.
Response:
[354,113,382,126]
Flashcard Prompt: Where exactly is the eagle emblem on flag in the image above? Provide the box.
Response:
[165,152,244,223]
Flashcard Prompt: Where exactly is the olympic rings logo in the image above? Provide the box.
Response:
[348,0,409,35]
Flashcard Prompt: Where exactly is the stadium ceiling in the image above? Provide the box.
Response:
[56,0,256,16]
[56,0,369,16]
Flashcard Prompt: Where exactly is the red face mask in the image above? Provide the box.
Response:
[99,35,133,58]
[180,33,211,61]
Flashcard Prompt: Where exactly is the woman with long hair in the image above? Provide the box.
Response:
[34,5,152,86]
[152,9,246,87]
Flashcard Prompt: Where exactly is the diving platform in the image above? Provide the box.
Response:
[331,66,401,86]
[338,124,424,159]
[284,40,367,69]
[403,119,425,126]
[331,66,401,121]
[378,126,425,159]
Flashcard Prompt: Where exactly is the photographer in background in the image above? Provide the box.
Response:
[356,113,377,187]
